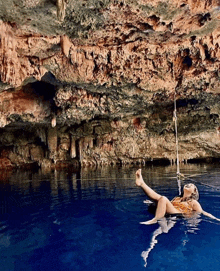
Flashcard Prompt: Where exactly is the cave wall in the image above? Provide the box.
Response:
[0,0,220,169]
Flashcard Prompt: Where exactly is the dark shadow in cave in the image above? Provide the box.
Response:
[145,158,170,166]
[30,73,59,113]
[187,157,220,164]
[75,139,81,161]
[31,81,55,102]
[176,98,198,108]
[182,55,192,68]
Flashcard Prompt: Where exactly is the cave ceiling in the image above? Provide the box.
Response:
[0,0,220,167]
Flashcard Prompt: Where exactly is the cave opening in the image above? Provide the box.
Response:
[30,73,58,112]
[31,81,56,102]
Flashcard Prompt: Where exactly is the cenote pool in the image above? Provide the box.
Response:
[0,163,220,271]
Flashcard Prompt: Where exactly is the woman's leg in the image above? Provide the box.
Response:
[136,169,161,201]
[140,196,180,225]
[136,169,180,225]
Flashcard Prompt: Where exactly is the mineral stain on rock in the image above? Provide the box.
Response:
[0,0,220,169]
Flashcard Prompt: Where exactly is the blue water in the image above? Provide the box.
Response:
[0,164,220,271]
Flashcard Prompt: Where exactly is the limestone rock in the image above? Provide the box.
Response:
[0,0,220,168]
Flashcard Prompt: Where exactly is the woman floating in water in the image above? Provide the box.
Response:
[135,169,220,224]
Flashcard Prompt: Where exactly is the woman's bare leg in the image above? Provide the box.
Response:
[140,196,180,225]
[136,169,161,201]
[136,169,180,225]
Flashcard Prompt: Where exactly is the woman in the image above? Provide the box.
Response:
[135,169,220,224]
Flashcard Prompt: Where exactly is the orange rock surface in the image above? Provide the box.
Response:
[0,0,220,168]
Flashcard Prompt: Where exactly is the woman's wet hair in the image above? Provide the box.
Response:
[191,185,199,200]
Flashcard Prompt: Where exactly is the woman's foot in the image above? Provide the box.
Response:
[136,169,144,186]
[140,218,158,225]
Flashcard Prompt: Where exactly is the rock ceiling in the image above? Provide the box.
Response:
[0,0,220,168]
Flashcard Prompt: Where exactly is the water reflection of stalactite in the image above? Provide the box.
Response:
[50,170,58,196]
[76,171,82,201]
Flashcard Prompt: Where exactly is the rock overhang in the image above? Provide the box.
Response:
[0,0,220,168]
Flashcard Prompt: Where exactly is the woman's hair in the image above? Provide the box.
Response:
[191,185,199,201]
[181,184,199,201]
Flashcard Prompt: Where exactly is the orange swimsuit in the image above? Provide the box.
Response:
[171,197,194,214]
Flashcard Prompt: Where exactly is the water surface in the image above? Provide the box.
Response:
[0,163,220,271]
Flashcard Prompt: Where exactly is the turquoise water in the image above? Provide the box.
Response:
[0,164,220,270]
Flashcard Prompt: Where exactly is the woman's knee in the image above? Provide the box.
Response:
[158,196,168,203]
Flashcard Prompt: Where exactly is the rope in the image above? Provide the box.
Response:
[173,93,180,175]
[172,92,220,192]
[176,171,220,190]
[172,94,220,192]
[173,93,182,195]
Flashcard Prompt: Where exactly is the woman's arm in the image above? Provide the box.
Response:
[202,210,220,221]
[192,200,220,222]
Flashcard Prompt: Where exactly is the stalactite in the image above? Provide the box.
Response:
[47,127,58,159]
[51,116,56,127]
[57,0,67,21]
[78,138,83,163]
[60,35,72,57]
[37,127,47,144]
[89,137,93,149]
[70,136,76,158]
[0,21,20,86]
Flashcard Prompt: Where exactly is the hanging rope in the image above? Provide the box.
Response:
[172,95,220,192]
[173,93,182,195]
[173,94,179,175]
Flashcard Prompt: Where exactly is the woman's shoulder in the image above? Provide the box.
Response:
[189,199,199,205]
[189,199,203,212]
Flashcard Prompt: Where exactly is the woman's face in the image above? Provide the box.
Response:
[183,183,196,195]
